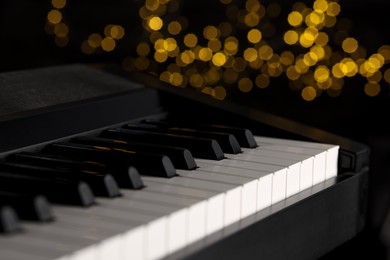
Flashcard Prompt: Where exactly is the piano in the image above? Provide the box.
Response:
[0,64,369,260]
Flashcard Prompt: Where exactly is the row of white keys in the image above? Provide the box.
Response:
[195,158,287,204]
[255,135,339,182]
[239,145,315,191]
[256,136,339,179]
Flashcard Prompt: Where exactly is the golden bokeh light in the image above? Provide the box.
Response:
[247,29,262,44]
[301,86,317,101]
[288,11,303,27]
[52,0,66,9]
[46,0,390,101]
[238,77,253,92]
[212,52,227,66]
[148,16,163,31]
[101,37,116,52]
[47,10,62,24]
[342,37,358,54]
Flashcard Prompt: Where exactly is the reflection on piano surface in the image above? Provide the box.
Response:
[0,64,369,260]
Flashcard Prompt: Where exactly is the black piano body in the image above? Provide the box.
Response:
[0,64,369,260]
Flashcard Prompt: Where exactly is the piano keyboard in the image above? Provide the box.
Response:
[0,117,339,260]
[0,64,369,260]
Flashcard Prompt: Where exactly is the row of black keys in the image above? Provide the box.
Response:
[0,119,257,233]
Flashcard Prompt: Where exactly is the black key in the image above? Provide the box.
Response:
[7,152,143,190]
[0,170,94,207]
[123,123,242,154]
[102,128,224,160]
[0,191,53,222]
[0,203,21,234]
[0,162,120,198]
[142,119,258,148]
[70,136,197,170]
[44,142,176,178]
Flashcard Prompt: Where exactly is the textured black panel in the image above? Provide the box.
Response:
[0,64,142,120]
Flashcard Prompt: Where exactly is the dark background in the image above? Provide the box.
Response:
[1,0,390,258]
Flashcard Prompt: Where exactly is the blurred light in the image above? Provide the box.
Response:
[199,48,213,61]
[135,57,150,70]
[314,66,330,83]
[246,0,261,12]
[47,9,62,24]
[149,31,163,43]
[303,52,318,66]
[154,51,168,62]
[219,22,233,37]
[180,50,195,64]
[247,29,262,44]
[168,21,182,35]
[203,26,219,40]
[313,0,328,12]
[81,41,95,54]
[88,33,102,48]
[315,32,329,46]
[136,42,151,56]
[208,39,222,52]
[284,30,299,45]
[301,86,317,101]
[52,0,66,9]
[286,66,300,80]
[223,69,238,83]
[204,68,221,84]
[342,37,358,53]
[213,86,227,100]
[110,25,125,40]
[148,16,163,31]
[212,52,227,66]
[244,48,258,62]
[145,0,160,11]
[288,11,303,27]
[258,45,273,60]
[367,71,382,83]
[189,74,204,88]
[184,33,197,48]
[378,45,390,63]
[324,14,337,27]
[169,72,184,86]
[384,68,390,83]
[364,82,381,96]
[326,2,341,17]
[233,57,247,72]
[224,36,239,55]
[255,74,270,88]
[280,51,295,66]
[238,78,253,92]
[54,23,68,37]
[244,12,260,27]
[101,37,116,52]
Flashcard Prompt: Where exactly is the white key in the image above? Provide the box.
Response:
[256,136,339,181]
